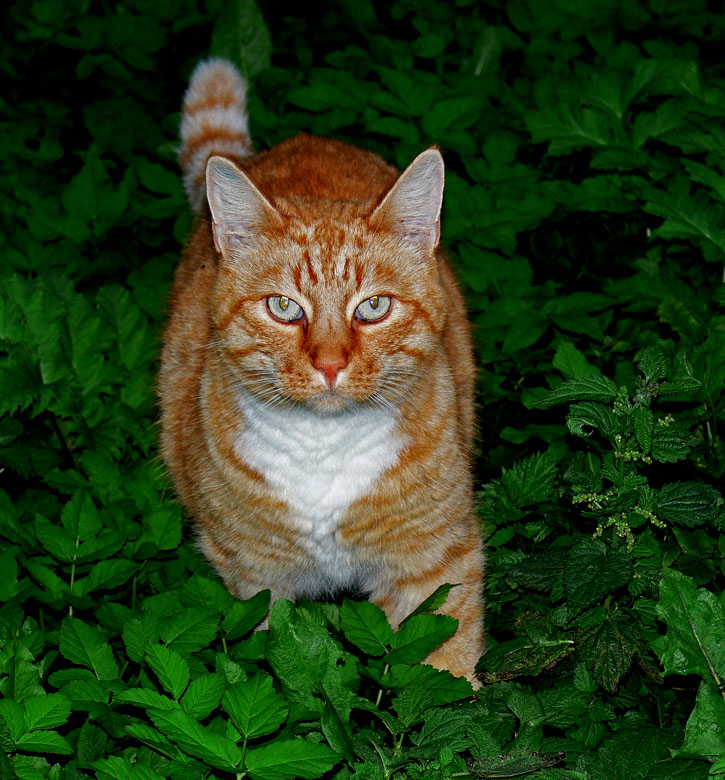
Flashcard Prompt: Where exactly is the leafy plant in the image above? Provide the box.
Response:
[1,0,724,777]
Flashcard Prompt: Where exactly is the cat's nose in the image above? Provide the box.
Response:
[313,353,348,388]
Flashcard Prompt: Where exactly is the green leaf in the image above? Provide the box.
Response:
[181,673,226,720]
[577,609,639,692]
[536,376,618,408]
[61,490,102,541]
[650,426,690,462]
[655,570,725,686]
[114,688,177,711]
[404,583,457,620]
[93,755,168,780]
[76,558,137,595]
[145,644,190,700]
[566,402,617,438]
[266,599,340,709]
[210,0,271,78]
[656,482,722,528]
[158,609,219,653]
[340,599,393,656]
[632,408,653,453]
[148,707,243,772]
[222,673,288,740]
[413,707,472,759]
[500,451,559,507]
[15,730,73,755]
[245,739,340,780]
[23,693,71,731]
[553,342,600,380]
[638,346,667,382]
[565,539,633,615]
[221,589,270,641]
[0,699,26,741]
[385,613,458,665]
[676,680,725,760]
[60,618,118,680]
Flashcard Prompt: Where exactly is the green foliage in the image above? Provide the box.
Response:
[2,0,724,777]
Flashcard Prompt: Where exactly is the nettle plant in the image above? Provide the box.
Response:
[544,346,720,553]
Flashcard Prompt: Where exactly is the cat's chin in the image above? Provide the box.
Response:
[307,391,357,415]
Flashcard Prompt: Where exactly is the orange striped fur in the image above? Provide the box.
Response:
[160,58,485,684]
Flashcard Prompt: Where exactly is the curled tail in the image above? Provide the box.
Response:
[179,58,252,215]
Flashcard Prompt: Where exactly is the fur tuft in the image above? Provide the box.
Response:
[179,58,252,214]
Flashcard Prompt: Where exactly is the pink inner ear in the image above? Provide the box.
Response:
[206,155,283,256]
[370,148,444,252]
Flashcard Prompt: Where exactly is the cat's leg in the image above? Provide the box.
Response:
[369,538,485,687]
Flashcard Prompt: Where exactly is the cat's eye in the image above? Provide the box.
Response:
[267,295,304,323]
[355,295,392,323]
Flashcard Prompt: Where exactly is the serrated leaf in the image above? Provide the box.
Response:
[632,408,653,453]
[414,707,472,759]
[0,699,26,741]
[23,693,71,731]
[60,618,118,680]
[536,376,618,408]
[222,673,288,740]
[61,490,102,540]
[15,730,73,755]
[656,481,722,528]
[340,599,393,656]
[158,608,219,653]
[93,755,168,780]
[565,539,633,615]
[577,609,639,691]
[145,644,190,700]
[638,346,667,382]
[566,402,617,438]
[501,451,559,507]
[221,589,270,641]
[266,599,340,709]
[387,664,473,704]
[650,427,690,462]
[181,673,226,720]
[404,583,457,621]
[245,739,340,780]
[75,558,137,595]
[114,688,177,711]
[148,707,243,771]
[385,613,458,665]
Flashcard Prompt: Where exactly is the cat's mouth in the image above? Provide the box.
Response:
[308,390,356,415]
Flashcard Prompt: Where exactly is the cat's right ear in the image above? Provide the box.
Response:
[206,156,282,257]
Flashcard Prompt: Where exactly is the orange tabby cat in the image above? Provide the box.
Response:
[159,58,485,683]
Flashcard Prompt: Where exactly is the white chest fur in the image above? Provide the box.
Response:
[235,392,403,575]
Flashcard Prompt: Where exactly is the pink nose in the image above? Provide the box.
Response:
[313,355,348,388]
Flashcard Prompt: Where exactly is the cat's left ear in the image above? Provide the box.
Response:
[370,148,444,256]
[206,155,283,257]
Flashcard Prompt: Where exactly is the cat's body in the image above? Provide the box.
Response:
[160,59,484,682]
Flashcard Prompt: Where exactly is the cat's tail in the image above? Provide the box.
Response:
[179,58,252,215]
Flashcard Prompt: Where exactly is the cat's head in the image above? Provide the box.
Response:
[205,149,447,414]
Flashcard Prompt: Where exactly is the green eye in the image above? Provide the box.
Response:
[355,295,391,322]
[267,295,304,322]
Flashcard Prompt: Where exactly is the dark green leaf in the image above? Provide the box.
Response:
[222,673,288,739]
[536,376,618,408]
[385,613,458,665]
[245,739,340,780]
[565,539,634,614]
[340,599,393,656]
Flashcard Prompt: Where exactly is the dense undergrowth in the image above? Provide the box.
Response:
[1,0,724,778]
